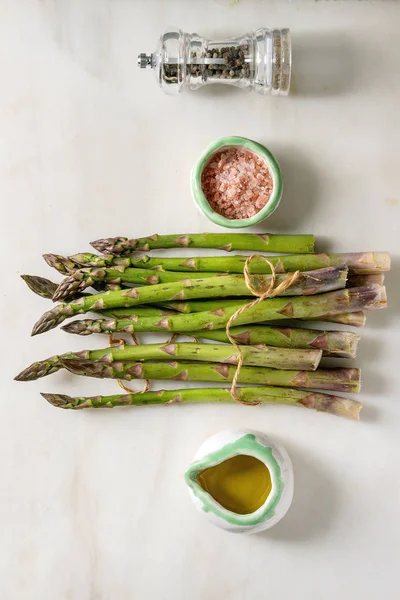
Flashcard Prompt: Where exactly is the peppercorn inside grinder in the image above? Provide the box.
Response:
[138,27,291,96]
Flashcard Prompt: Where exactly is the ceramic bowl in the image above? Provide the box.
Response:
[185,429,294,534]
[191,136,283,228]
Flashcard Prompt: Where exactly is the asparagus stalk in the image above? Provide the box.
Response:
[61,285,387,337]
[32,268,350,335]
[99,304,366,328]
[155,298,367,327]
[72,251,391,274]
[53,267,223,302]
[41,387,361,420]
[15,342,322,382]
[187,326,359,358]
[53,265,348,303]
[90,232,315,255]
[87,342,323,370]
[95,315,360,357]
[61,358,361,394]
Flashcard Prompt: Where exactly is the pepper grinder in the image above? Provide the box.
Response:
[138,27,291,96]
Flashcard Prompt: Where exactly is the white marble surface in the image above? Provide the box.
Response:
[1,1,399,598]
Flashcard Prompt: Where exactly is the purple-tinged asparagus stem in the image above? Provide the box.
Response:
[61,358,361,394]
[41,387,361,420]
[347,273,385,288]
[312,312,366,327]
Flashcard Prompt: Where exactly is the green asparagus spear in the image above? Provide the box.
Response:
[76,251,390,274]
[90,232,315,255]
[52,267,222,302]
[61,358,361,394]
[53,265,348,302]
[15,342,322,382]
[154,298,367,327]
[61,285,387,337]
[32,268,350,335]
[14,324,359,382]
[187,325,359,358]
[41,387,361,420]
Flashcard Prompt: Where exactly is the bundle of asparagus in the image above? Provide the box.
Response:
[16,232,390,420]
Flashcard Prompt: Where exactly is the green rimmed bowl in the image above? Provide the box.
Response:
[191,136,283,229]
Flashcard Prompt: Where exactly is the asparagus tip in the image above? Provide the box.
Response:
[52,279,73,302]
[41,393,71,408]
[43,253,76,274]
[90,239,109,253]
[43,253,59,269]
[21,274,58,300]
[31,308,62,335]
[15,356,61,381]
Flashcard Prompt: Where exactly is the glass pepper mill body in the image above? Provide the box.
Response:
[138,27,291,96]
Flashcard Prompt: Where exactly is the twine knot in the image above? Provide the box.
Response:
[226,255,300,405]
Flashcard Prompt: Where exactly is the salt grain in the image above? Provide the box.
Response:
[201,147,273,220]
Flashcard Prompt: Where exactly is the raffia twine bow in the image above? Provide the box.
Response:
[226,255,300,405]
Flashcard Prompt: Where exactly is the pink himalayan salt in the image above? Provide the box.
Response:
[201,147,274,220]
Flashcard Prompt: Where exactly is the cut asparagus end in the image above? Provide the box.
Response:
[370,285,387,308]
[347,273,385,288]
[299,393,362,420]
[347,284,387,311]
[313,311,367,327]
[343,332,360,359]
[372,252,391,272]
